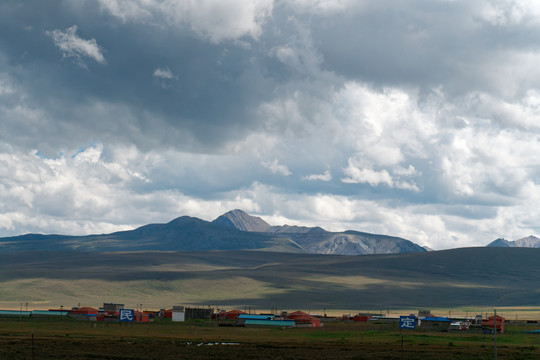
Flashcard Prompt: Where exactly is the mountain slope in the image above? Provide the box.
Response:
[269,228,426,255]
[213,210,426,255]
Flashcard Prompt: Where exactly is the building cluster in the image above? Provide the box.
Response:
[342,309,507,333]
[212,310,322,328]
[0,304,324,328]
[0,303,149,322]
[0,305,512,333]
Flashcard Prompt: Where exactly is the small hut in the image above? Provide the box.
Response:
[419,317,452,331]
[482,315,505,333]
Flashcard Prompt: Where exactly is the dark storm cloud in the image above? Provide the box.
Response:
[300,0,540,97]
[0,0,283,154]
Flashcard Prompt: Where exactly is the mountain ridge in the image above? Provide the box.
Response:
[213,209,426,255]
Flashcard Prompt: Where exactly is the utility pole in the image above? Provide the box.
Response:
[494,309,497,360]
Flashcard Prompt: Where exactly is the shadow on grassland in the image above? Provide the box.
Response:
[1,248,540,308]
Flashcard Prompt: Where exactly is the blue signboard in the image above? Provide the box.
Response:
[119,309,134,322]
[399,316,416,329]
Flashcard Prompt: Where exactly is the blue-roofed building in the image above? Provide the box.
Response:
[238,314,274,320]
[243,319,295,328]
[0,310,32,317]
[31,310,69,317]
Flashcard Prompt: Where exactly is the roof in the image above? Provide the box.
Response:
[32,310,68,316]
[291,315,319,321]
[71,307,98,314]
[227,309,246,314]
[244,319,295,327]
[0,310,31,316]
[421,317,452,322]
[289,311,317,320]
[238,314,273,320]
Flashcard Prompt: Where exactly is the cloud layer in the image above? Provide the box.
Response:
[1,0,540,249]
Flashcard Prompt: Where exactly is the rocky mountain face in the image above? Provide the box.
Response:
[487,235,540,248]
[214,210,426,255]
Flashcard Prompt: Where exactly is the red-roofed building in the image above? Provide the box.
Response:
[482,315,505,333]
[224,310,246,319]
[71,307,98,315]
[288,311,309,319]
[293,315,321,327]
[342,314,371,322]
[287,311,321,327]
[134,311,149,322]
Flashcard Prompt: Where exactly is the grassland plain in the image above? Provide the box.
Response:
[2,317,540,359]
[1,248,540,310]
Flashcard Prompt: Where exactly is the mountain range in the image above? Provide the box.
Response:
[0,209,538,255]
[0,209,426,255]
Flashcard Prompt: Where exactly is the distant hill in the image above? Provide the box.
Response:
[0,209,425,255]
[214,210,426,255]
[487,235,540,248]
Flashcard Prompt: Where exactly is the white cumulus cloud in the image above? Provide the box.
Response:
[46,25,106,66]
[262,159,292,176]
[153,67,177,80]
[98,0,273,43]
[302,170,332,182]
[341,160,394,187]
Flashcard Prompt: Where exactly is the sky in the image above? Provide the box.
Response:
[1,0,540,250]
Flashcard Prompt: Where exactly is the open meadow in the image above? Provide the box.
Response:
[2,316,540,359]
[2,248,540,310]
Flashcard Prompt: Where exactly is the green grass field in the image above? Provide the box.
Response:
[1,317,540,359]
[2,248,540,311]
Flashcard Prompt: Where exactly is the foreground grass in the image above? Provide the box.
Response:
[1,317,540,359]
